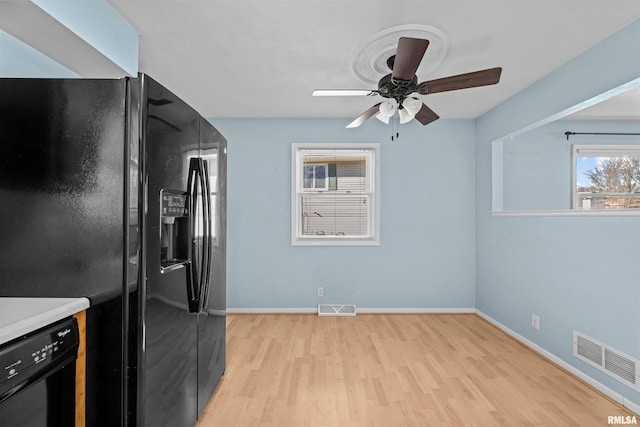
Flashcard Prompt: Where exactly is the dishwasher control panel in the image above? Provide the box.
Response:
[0,317,79,401]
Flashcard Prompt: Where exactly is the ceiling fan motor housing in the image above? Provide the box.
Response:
[378,73,418,103]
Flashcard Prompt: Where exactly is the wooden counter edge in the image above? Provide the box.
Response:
[74,310,86,427]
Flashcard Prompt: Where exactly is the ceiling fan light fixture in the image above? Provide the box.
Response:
[398,107,414,124]
[402,97,422,115]
[378,99,397,117]
[376,113,391,124]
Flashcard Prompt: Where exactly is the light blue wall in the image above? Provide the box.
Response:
[476,19,640,406]
[211,118,477,310]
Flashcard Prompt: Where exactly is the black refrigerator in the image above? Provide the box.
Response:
[0,74,227,427]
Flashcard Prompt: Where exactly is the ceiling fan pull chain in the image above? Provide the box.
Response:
[390,115,400,141]
[391,115,395,141]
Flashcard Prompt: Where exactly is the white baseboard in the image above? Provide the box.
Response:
[226,307,475,314]
[475,310,640,416]
[358,307,476,314]
[227,307,316,314]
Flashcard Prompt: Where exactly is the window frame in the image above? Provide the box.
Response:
[291,143,380,246]
[572,144,640,210]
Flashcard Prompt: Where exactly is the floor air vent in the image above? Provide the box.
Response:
[573,330,640,391]
[318,304,356,316]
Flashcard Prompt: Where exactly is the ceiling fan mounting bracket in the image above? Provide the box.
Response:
[386,55,396,71]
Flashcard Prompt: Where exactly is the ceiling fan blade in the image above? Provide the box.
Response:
[414,103,439,126]
[346,103,381,128]
[312,89,375,97]
[391,37,429,82]
[417,67,502,95]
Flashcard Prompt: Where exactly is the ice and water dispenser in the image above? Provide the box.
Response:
[160,189,190,271]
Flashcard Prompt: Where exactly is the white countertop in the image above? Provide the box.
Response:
[0,297,90,345]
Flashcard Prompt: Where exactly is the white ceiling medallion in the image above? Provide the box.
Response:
[351,24,450,85]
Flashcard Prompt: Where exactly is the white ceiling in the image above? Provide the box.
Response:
[101,1,640,122]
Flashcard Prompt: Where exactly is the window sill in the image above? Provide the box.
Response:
[491,209,640,217]
[291,237,380,247]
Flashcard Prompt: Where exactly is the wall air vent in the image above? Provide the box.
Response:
[318,304,356,316]
[573,330,640,391]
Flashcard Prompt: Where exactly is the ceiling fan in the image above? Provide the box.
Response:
[313,37,502,128]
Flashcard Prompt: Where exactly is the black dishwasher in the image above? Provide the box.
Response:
[0,317,79,427]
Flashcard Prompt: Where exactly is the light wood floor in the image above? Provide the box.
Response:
[197,314,634,426]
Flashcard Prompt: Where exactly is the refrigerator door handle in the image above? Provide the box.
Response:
[186,157,202,313]
[199,159,213,313]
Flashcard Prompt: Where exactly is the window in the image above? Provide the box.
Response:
[573,144,640,210]
[303,163,328,191]
[292,143,380,246]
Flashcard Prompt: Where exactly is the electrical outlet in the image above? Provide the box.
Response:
[317,287,324,297]
[531,314,540,330]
